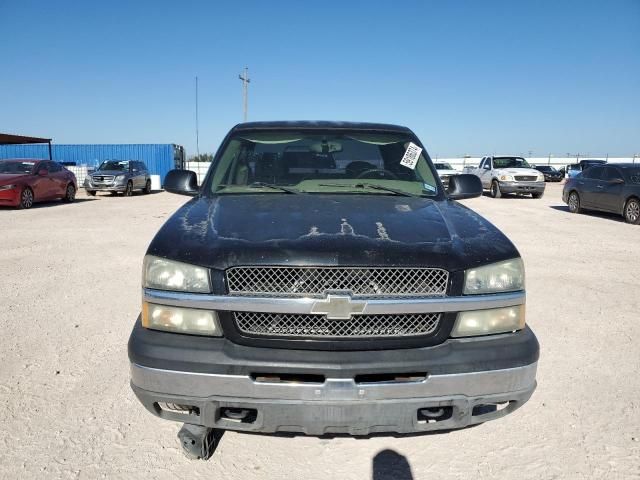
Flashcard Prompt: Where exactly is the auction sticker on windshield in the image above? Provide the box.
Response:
[400,142,422,170]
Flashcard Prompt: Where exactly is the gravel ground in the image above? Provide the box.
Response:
[1,183,639,479]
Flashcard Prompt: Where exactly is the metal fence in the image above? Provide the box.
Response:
[175,156,639,187]
[66,166,90,186]
[184,161,212,185]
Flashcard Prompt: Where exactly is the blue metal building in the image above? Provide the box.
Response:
[0,144,185,183]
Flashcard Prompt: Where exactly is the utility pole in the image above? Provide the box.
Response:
[195,76,200,157]
[238,67,250,122]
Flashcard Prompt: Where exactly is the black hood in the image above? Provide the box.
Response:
[148,194,519,271]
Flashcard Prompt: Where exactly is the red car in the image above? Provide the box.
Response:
[0,159,77,209]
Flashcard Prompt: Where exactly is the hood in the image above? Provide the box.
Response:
[500,168,541,176]
[0,173,29,184]
[148,194,518,271]
[91,170,126,176]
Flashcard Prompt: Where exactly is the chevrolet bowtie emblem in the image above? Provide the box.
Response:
[310,294,367,320]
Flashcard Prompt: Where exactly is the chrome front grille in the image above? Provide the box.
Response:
[514,175,537,182]
[234,311,441,338]
[226,267,449,298]
[92,175,114,183]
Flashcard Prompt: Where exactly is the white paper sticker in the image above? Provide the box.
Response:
[400,142,422,170]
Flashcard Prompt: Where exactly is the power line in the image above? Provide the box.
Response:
[238,67,250,122]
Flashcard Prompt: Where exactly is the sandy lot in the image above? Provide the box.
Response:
[1,183,639,479]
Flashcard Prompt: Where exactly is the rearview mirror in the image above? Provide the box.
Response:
[447,174,483,200]
[164,169,199,196]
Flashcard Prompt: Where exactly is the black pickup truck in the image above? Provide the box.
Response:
[128,121,539,459]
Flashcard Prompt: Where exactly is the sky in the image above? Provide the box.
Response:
[1,0,638,158]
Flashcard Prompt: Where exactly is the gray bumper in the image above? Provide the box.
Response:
[130,361,537,436]
[84,184,126,192]
[499,182,545,194]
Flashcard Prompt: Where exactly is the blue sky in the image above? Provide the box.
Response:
[1,0,638,157]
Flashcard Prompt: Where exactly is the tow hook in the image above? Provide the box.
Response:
[177,424,224,460]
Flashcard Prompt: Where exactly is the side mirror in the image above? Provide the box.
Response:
[447,174,483,200]
[164,169,199,196]
[38,169,49,176]
[483,164,491,170]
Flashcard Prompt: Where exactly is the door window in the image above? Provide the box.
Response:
[582,166,603,179]
[48,162,62,173]
[602,167,623,183]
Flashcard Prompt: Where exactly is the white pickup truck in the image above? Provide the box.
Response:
[463,156,546,198]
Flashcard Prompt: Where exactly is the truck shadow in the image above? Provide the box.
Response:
[372,449,414,480]
[482,192,537,200]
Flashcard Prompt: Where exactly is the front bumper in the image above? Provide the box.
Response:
[129,321,539,435]
[0,187,20,206]
[498,181,545,194]
[84,183,126,192]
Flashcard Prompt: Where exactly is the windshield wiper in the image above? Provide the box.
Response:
[317,183,419,197]
[217,182,301,194]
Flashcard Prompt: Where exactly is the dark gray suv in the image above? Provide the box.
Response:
[85,160,151,196]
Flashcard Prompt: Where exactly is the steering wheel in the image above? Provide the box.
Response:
[355,168,399,180]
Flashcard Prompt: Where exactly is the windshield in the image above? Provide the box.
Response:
[536,166,555,172]
[98,160,129,171]
[0,160,37,174]
[434,163,453,170]
[205,131,439,196]
[493,157,531,169]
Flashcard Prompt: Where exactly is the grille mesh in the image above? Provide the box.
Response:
[226,267,448,298]
[514,175,538,181]
[234,312,441,338]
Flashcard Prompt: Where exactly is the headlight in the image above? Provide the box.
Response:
[143,255,211,292]
[142,302,222,336]
[464,258,524,294]
[537,173,545,181]
[451,305,525,337]
[499,174,514,181]
[0,184,16,191]
[115,174,126,183]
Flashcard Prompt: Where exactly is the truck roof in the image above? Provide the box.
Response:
[231,121,412,133]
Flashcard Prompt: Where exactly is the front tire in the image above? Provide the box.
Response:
[143,179,151,194]
[124,181,133,197]
[624,198,640,224]
[568,191,581,214]
[63,184,76,202]
[490,180,502,198]
[18,187,34,209]
[532,192,544,199]
[86,190,96,196]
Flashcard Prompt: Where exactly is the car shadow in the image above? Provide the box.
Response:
[0,198,97,210]
[549,205,624,223]
[89,190,164,197]
[372,449,414,480]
